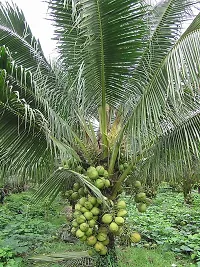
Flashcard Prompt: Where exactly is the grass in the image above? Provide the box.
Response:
[118,247,193,267]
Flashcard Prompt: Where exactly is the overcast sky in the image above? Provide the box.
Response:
[1,0,57,59]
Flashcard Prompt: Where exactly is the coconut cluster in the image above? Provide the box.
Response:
[64,164,145,255]
[71,194,108,255]
[86,166,111,189]
[101,199,127,236]
[118,162,129,172]
[65,182,88,202]
[69,165,129,256]
[71,196,128,256]
[133,181,151,212]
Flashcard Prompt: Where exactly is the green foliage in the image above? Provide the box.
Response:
[0,246,23,267]
[0,192,67,266]
[127,189,200,263]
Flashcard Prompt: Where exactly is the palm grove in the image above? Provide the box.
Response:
[0,0,200,264]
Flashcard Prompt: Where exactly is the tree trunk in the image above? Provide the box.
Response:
[96,234,118,267]
[183,176,192,204]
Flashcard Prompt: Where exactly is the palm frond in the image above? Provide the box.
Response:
[134,108,200,185]
[48,0,148,113]
[32,168,106,205]
[0,1,50,71]
[126,13,200,154]
[0,48,54,182]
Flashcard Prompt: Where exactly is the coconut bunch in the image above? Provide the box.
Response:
[71,194,109,255]
[65,182,88,202]
[71,193,128,255]
[86,166,111,189]
[71,195,100,241]
[133,181,151,212]
[118,162,129,172]
[101,199,127,235]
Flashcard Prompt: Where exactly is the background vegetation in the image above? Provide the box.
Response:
[0,186,199,266]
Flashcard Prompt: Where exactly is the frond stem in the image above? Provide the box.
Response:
[96,0,108,158]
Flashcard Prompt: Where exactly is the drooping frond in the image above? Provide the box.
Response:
[134,108,200,185]
[126,11,200,155]
[32,168,106,205]
[0,1,50,72]
[0,46,55,182]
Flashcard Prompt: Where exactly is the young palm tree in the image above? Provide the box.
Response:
[0,0,200,264]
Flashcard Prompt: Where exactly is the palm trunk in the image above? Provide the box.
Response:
[96,233,118,267]
[183,176,192,204]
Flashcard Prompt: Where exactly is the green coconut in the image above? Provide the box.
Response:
[68,189,73,196]
[104,179,111,187]
[87,236,97,246]
[102,238,109,246]
[73,210,81,217]
[71,227,77,236]
[135,192,146,202]
[72,220,78,228]
[94,242,104,252]
[117,209,127,217]
[87,167,99,180]
[84,201,93,210]
[80,235,87,242]
[85,228,93,237]
[79,197,87,206]
[103,170,109,178]
[81,206,88,213]
[71,192,79,200]
[134,180,142,188]
[80,222,89,232]
[98,226,108,234]
[96,166,105,176]
[137,203,147,213]
[73,182,81,191]
[99,246,108,256]
[117,200,126,209]
[115,216,125,226]
[78,187,85,196]
[75,203,82,211]
[95,179,105,189]
[109,222,119,233]
[73,213,81,218]
[84,211,93,220]
[89,219,96,227]
[64,190,71,198]
[88,196,97,206]
[76,215,86,224]
[76,229,84,238]
[97,232,107,242]
[102,214,113,224]
[130,232,141,243]
[90,207,100,216]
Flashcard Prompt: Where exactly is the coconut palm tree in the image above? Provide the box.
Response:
[0,0,200,264]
